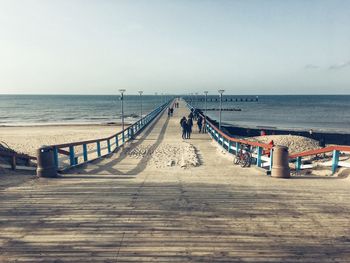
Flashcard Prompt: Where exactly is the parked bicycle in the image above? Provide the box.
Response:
[233,144,252,168]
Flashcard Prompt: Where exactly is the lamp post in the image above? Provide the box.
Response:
[218,89,225,130]
[138,91,143,125]
[195,92,198,108]
[204,91,208,132]
[119,89,126,143]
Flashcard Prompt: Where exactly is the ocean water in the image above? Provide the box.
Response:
[189,95,350,133]
[0,95,167,126]
[0,95,349,133]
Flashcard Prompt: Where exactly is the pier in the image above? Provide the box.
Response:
[1,100,350,262]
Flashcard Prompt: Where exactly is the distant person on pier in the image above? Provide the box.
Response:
[170,108,174,116]
[194,108,200,121]
[197,115,203,133]
[309,129,313,139]
[186,117,193,139]
[201,117,206,133]
[168,107,171,117]
[180,117,187,139]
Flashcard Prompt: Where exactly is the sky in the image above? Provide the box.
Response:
[0,0,349,95]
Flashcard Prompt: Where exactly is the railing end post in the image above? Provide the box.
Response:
[332,150,340,174]
[256,146,262,167]
[296,156,302,171]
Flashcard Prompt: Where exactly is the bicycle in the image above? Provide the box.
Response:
[233,145,252,168]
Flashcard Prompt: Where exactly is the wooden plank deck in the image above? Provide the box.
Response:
[1,100,350,262]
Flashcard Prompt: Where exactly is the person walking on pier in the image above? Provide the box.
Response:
[186,117,193,139]
[168,107,171,117]
[180,117,187,139]
[197,115,203,133]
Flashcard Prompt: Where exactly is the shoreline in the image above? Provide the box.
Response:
[0,122,132,128]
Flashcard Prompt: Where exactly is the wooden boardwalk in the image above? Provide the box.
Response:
[1,101,350,262]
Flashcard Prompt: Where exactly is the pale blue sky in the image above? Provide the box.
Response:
[0,0,349,95]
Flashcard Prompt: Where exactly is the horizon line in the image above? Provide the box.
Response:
[1,93,350,96]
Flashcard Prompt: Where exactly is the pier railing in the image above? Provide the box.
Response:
[45,101,171,172]
[0,151,36,171]
[186,101,350,175]
[289,145,350,174]
[186,101,274,171]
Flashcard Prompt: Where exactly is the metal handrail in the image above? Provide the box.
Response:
[186,101,272,150]
[186,100,273,171]
[46,100,171,171]
[289,145,350,158]
[186,100,350,174]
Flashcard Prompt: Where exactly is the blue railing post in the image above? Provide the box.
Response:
[69,146,75,166]
[83,144,88,162]
[228,141,232,153]
[221,136,225,148]
[332,150,340,174]
[107,139,111,153]
[122,130,125,144]
[97,141,101,157]
[296,157,301,171]
[53,146,58,169]
[115,135,119,148]
[131,125,135,138]
[257,147,262,167]
[236,142,240,155]
[269,148,273,171]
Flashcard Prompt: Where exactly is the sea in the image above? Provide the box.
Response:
[0,95,350,133]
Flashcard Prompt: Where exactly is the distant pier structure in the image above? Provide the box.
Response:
[183,95,259,104]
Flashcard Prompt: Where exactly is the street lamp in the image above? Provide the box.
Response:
[195,92,198,107]
[218,89,225,130]
[204,91,208,132]
[138,91,143,125]
[119,89,126,143]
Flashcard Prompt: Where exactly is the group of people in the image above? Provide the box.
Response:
[180,108,205,139]
[167,107,174,117]
[174,102,179,108]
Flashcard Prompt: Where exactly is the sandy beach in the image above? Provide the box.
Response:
[247,134,321,154]
[0,124,122,157]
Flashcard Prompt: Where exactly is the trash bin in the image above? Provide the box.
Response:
[271,145,290,178]
[36,146,58,178]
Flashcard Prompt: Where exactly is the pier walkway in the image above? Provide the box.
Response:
[1,101,350,262]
